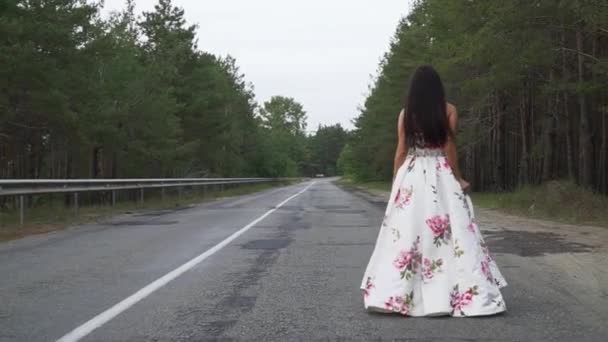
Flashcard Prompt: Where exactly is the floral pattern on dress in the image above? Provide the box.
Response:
[436,157,450,171]
[455,191,473,219]
[454,239,464,257]
[363,277,374,298]
[394,185,413,209]
[422,258,444,280]
[480,244,501,285]
[385,291,415,315]
[450,284,479,316]
[361,147,507,317]
[406,156,417,172]
[391,228,401,242]
[481,244,494,263]
[481,260,493,283]
[426,214,452,247]
[467,221,477,234]
[393,236,422,280]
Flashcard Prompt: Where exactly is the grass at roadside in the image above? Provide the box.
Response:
[338,177,608,228]
[0,181,297,242]
[336,177,391,193]
[472,181,608,228]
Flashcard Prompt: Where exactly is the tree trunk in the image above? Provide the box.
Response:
[492,92,503,190]
[576,28,593,186]
[111,151,118,178]
[600,105,607,193]
[542,71,556,182]
[64,151,72,205]
[562,27,575,180]
[91,146,103,178]
[529,86,537,183]
[519,86,529,185]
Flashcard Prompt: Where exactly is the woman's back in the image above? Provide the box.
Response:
[408,102,456,150]
[404,65,450,150]
[360,65,507,317]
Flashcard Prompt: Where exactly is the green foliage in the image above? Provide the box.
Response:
[337,143,355,177]
[309,124,347,176]
[254,96,308,177]
[0,0,318,179]
[346,0,608,193]
[260,96,307,135]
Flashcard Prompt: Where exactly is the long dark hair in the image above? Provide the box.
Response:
[404,65,449,148]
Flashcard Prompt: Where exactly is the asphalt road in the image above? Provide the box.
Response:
[0,179,606,341]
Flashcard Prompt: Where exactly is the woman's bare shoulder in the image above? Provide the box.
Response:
[446,102,457,117]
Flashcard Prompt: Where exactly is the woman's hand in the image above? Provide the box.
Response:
[458,178,471,193]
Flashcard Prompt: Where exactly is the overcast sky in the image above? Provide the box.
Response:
[102,0,412,131]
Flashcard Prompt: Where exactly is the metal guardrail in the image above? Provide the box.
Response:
[0,177,289,226]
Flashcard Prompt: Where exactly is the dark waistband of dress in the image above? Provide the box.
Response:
[407,148,445,157]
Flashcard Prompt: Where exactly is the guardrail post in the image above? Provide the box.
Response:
[161,187,165,201]
[19,195,24,227]
[178,186,182,202]
[73,192,79,216]
[140,188,144,206]
[111,190,116,207]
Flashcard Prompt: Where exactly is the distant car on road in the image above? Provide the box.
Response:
[315,174,325,178]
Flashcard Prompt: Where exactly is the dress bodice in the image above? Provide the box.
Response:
[412,131,444,150]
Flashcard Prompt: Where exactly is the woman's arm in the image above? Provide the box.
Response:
[443,105,470,190]
[393,109,408,180]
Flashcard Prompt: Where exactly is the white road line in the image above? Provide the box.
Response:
[224,186,287,207]
[56,182,315,342]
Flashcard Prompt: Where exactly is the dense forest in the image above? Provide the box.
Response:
[345,0,608,194]
[0,0,346,179]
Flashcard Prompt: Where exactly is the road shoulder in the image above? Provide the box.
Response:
[334,178,608,327]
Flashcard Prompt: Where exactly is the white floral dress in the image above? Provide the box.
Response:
[360,147,507,317]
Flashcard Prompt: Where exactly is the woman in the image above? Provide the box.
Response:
[360,65,507,317]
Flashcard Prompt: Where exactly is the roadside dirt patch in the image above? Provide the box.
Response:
[483,230,595,257]
[0,223,65,242]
